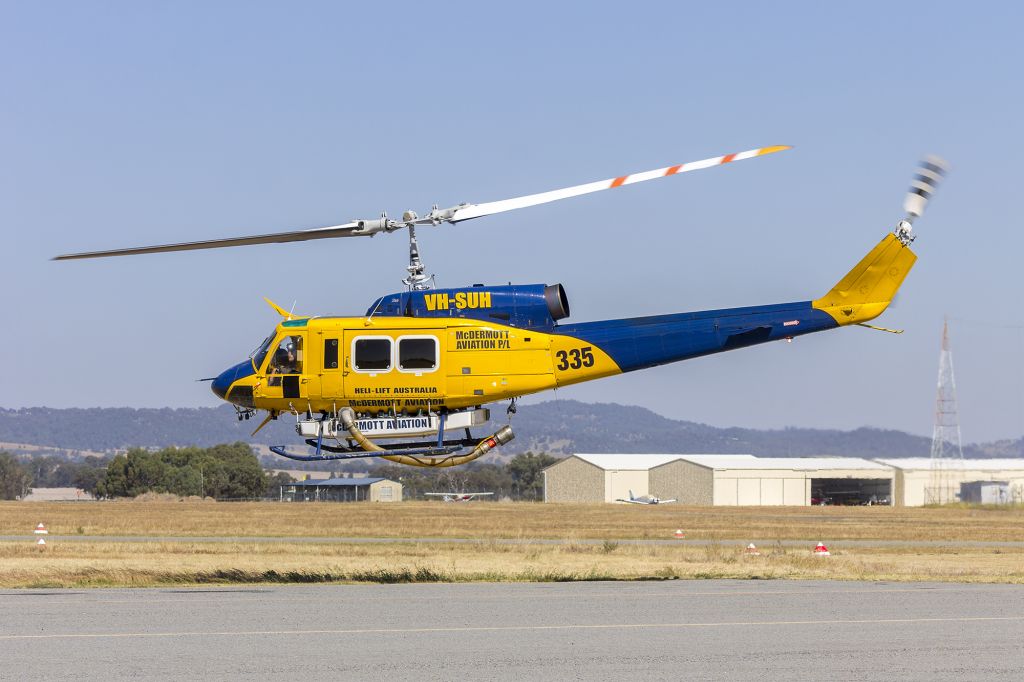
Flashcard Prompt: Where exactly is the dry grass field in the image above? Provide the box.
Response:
[2,540,1023,588]
[3,500,1024,541]
[3,501,1024,587]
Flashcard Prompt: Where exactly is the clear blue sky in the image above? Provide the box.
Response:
[3,2,1022,442]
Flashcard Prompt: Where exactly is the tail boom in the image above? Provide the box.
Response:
[550,232,916,386]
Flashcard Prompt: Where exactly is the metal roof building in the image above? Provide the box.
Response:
[281,477,402,503]
[874,458,1024,506]
[542,454,685,503]
[650,455,893,506]
[543,453,895,505]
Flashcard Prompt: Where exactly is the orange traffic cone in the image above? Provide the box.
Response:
[34,523,48,535]
[813,542,830,556]
[673,529,685,539]
[745,543,760,555]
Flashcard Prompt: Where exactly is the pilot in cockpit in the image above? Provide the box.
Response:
[271,341,297,375]
[266,339,299,387]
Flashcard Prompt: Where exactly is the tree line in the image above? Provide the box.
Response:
[0,445,270,500]
[0,446,559,501]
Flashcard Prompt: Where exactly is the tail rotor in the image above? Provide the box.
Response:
[895,155,949,245]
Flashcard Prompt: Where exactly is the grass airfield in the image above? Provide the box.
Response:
[3,501,1024,587]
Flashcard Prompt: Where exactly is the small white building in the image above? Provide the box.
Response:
[650,455,894,506]
[874,458,1024,506]
[281,477,402,502]
[21,487,94,502]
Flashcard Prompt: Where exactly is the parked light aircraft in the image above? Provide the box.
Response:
[424,492,495,502]
[617,490,677,505]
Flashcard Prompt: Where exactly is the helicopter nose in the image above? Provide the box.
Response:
[211,370,232,399]
[211,360,255,401]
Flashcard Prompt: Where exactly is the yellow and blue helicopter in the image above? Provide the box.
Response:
[55,148,947,467]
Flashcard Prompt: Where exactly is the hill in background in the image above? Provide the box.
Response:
[0,401,1019,461]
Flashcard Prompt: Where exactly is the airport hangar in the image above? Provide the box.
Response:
[874,458,1024,506]
[543,454,894,506]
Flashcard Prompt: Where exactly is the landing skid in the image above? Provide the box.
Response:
[269,407,513,465]
[269,443,472,462]
[271,425,482,462]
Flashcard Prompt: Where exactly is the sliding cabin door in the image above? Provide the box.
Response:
[343,331,445,414]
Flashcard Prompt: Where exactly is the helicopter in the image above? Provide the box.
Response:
[55,147,947,468]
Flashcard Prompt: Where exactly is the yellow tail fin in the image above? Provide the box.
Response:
[812,233,917,325]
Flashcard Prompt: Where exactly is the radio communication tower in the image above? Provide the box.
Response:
[927,318,964,503]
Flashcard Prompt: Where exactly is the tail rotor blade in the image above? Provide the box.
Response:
[903,155,949,222]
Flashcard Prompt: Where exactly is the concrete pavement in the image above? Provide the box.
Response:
[2,581,1023,680]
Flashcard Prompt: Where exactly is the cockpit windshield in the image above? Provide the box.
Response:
[250,331,276,372]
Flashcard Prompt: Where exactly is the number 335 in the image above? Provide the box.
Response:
[555,346,595,371]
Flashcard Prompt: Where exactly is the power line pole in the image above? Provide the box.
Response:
[928,317,964,504]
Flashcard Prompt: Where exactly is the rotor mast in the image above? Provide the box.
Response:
[403,225,433,291]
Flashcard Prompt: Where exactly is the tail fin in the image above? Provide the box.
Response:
[812,233,917,326]
[629,490,635,500]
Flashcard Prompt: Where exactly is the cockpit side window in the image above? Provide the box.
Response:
[268,335,304,379]
[324,338,339,369]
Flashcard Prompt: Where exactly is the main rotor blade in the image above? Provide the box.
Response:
[53,145,789,261]
[446,145,790,223]
[53,222,362,260]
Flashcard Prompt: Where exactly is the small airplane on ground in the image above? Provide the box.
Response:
[617,490,677,505]
[424,492,494,502]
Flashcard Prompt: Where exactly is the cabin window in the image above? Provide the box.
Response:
[324,338,339,369]
[353,338,392,372]
[267,335,303,386]
[398,336,438,372]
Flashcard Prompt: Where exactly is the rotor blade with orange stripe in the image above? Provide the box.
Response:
[53,145,789,261]
[446,145,790,223]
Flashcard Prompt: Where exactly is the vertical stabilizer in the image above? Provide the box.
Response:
[812,234,917,325]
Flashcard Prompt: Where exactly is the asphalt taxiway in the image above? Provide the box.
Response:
[3,581,1023,680]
